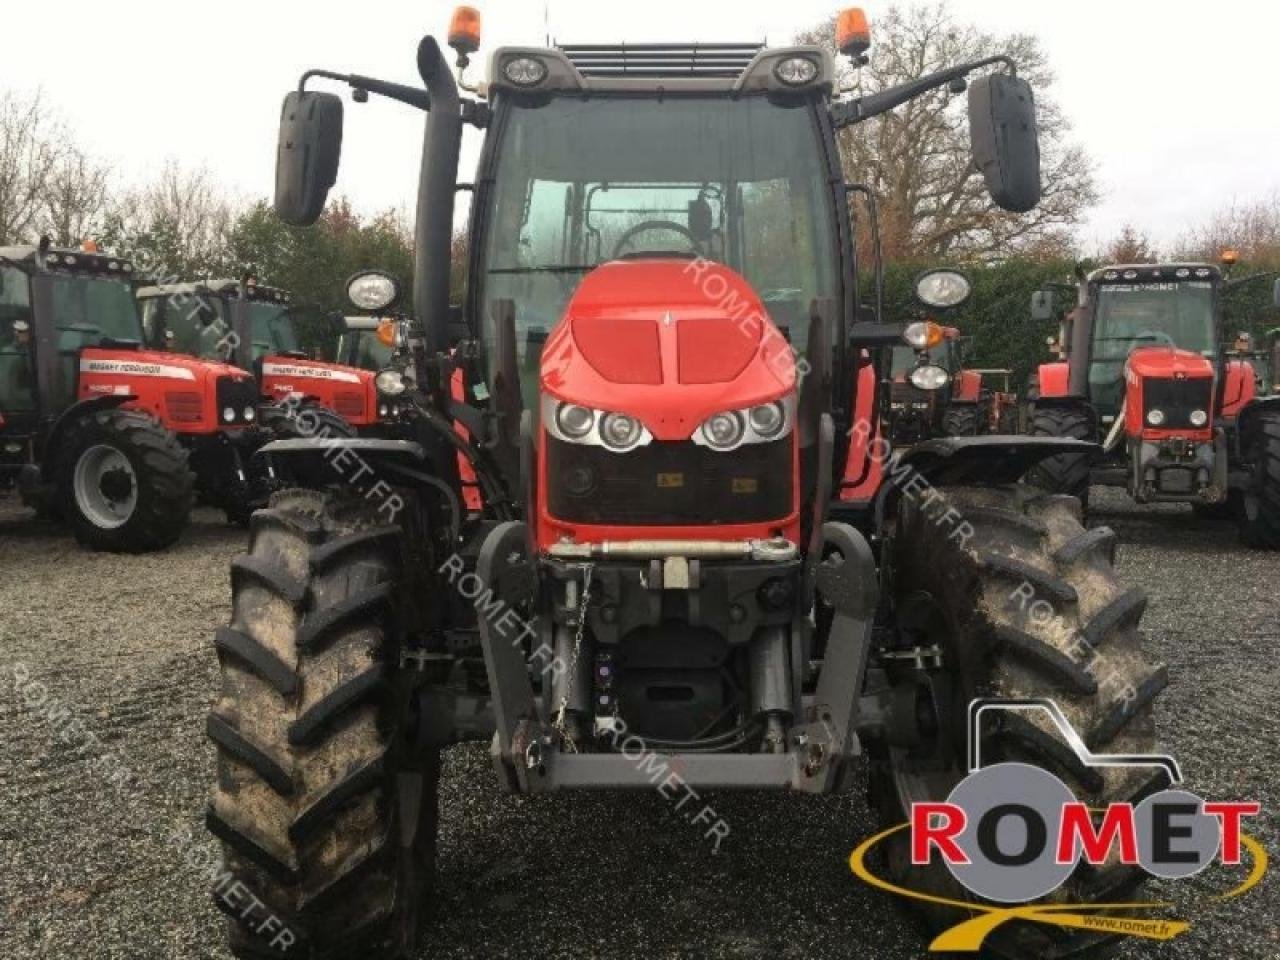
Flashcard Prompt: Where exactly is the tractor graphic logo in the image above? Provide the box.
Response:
[849,698,1266,952]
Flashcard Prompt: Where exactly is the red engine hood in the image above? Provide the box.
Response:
[259,356,371,387]
[80,347,251,384]
[540,259,796,441]
[1124,346,1214,382]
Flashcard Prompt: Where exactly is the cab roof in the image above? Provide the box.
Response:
[0,244,136,276]
[1088,263,1221,284]
[485,43,834,96]
[137,279,292,303]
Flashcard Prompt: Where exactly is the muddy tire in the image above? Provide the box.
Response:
[207,488,438,959]
[58,408,193,552]
[1239,410,1280,548]
[1026,404,1094,506]
[942,403,981,437]
[871,485,1169,960]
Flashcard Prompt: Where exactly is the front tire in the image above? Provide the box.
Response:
[1238,411,1280,548]
[58,408,193,552]
[207,489,439,958]
[872,485,1169,959]
[1025,404,1094,506]
[942,403,981,437]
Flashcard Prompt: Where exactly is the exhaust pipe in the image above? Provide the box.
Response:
[413,37,461,358]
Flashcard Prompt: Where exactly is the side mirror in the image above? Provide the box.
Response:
[1030,289,1056,322]
[968,73,1040,213]
[274,91,344,226]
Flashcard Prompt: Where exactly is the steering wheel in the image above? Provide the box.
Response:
[1134,329,1177,349]
[611,220,703,260]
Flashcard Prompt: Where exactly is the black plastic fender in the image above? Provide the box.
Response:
[39,393,136,479]
[873,434,1099,524]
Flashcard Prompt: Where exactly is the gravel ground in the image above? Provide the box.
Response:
[0,488,1276,960]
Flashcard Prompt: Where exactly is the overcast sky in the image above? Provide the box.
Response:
[3,1,1275,252]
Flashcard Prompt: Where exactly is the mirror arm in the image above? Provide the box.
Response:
[832,55,1015,128]
[300,68,431,111]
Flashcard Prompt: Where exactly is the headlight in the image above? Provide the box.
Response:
[695,396,795,452]
[909,364,950,391]
[346,270,400,312]
[542,396,653,450]
[1147,408,1166,427]
[1189,409,1208,427]
[503,56,548,86]
[222,406,236,423]
[600,412,644,451]
[915,269,972,309]
[244,406,256,422]
[379,403,390,418]
[748,401,786,438]
[375,368,407,396]
[702,411,746,450]
[556,403,595,439]
[903,320,944,350]
[773,56,818,86]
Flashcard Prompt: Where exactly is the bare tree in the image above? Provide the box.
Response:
[106,161,239,277]
[42,149,111,247]
[0,90,61,244]
[799,3,1097,260]
[1102,223,1158,264]
[1175,194,1280,267]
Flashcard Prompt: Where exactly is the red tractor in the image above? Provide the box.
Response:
[0,241,264,550]
[1025,259,1280,546]
[884,268,1017,444]
[136,278,401,438]
[203,9,1169,960]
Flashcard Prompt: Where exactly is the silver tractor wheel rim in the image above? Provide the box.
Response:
[73,444,138,529]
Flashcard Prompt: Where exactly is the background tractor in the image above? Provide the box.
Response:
[137,278,400,439]
[1025,260,1280,545]
[885,269,1016,444]
[0,241,265,549]
[203,8,1169,960]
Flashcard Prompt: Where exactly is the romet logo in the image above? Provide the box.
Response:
[849,698,1266,952]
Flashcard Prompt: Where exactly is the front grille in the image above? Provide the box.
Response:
[334,391,365,420]
[165,391,204,424]
[216,376,259,425]
[547,435,792,525]
[1142,377,1213,430]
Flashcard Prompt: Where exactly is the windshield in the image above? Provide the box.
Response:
[248,302,300,360]
[1089,281,1217,413]
[337,330,394,371]
[477,95,839,399]
[52,275,142,346]
[0,266,36,413]
[146,293,234,360]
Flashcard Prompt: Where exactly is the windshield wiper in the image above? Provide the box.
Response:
[487,265,596,275]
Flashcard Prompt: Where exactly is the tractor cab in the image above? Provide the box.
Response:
[1,243,144,431]
[470,58,843,417]
[1076,265,1221,422]
[138,278,301,366]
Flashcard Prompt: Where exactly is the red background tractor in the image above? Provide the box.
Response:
[1026,260,1280,545]
[0,241,265,549]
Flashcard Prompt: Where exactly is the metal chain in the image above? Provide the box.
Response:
[553,563,592,753]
